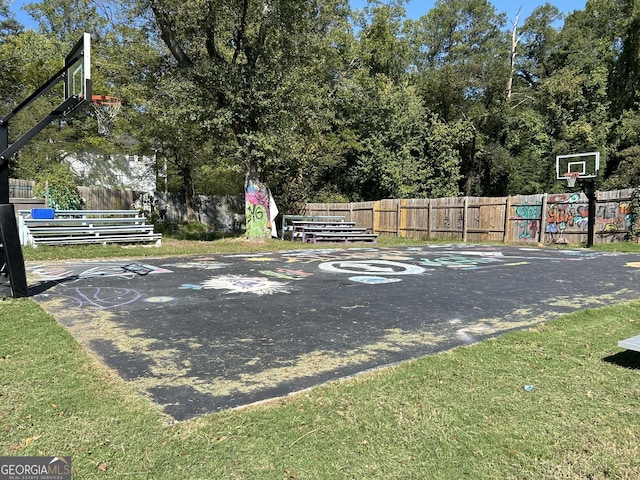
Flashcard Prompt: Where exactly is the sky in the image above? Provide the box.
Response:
[8,0,588,29]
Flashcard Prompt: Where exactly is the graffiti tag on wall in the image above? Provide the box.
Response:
[245,180,271,239]
[514,203,541,241]
[596,203,633,240]
[545,194,588,242]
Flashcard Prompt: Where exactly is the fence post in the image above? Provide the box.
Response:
[540,193,548,244]
[503,196,511,242]
[373,201,381,234]
[462,196,468,242]
[400,199,409,238]
[427,200,432,239]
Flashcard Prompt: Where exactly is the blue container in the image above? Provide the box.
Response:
[31,208,55,219]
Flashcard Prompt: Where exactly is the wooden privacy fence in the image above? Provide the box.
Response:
[8,179,244,230]
[7,180,141,211]
[305,188,639,245]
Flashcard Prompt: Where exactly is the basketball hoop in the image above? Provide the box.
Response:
[564,172,580,188]
[91,95,121,136]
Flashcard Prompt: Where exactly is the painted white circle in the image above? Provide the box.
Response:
[319,260,425,275]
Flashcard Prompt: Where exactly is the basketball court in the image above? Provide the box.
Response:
[24,244,640,421]
[2,35,640,421]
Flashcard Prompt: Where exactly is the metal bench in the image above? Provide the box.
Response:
[280,215,346,240]
[618,335,640,353]
[18,209,162,246]
[304,232,378,244]
[294,225,366,243]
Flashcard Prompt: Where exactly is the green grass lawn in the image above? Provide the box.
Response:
[2,238,640,478]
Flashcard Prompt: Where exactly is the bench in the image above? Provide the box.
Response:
[293,225,365,243]
[281,215,346,240]
[289,220,377,244]
[618,335,640,353]
[18,209,162,247]
[304,232,378,244]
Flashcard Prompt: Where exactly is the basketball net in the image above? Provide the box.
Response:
[91,95,121,136]
[564,172,580,188]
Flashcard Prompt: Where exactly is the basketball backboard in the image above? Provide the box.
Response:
[64,32,91,107]
[556,152,600,181]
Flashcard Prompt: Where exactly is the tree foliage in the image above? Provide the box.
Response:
[4,0,640,215]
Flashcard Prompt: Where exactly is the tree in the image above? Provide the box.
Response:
[137,0,350,236]
[24,0,107,41]
[515,3,563,90]
[407,0,509,195]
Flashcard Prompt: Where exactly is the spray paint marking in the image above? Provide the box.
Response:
[319,260,425,275]
[260,268,313,280]
[202,275,290,295]
[349,276,403,284]
[42,287,142,309]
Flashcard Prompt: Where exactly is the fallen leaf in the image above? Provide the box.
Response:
[97,463,108,472]
[25,435,42,446]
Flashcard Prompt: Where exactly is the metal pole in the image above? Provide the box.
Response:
[0,123,8,204]
[586,181,596,248]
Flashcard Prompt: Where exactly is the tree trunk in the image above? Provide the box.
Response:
[180,157,196,222]
[506,9,523,101]
[244,174,272,240]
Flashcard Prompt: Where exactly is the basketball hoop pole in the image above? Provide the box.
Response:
[0,32,91,299]
[566,176,596,248]
[557,152,600,248]
[583,179,596,248]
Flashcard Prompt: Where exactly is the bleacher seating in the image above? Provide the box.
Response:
[282,215,378,244]
[18,209,161,247]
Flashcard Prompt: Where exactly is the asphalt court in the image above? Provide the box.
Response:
[25,244,640,421]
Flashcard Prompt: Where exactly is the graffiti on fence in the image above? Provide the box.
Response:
[596,203,634,240]
[545,194,588,241]
[514,202,541,240]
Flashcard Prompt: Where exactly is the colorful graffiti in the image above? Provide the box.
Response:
[514,203,541,241]
[318,260,425,275]
[29,262,172,283]
[245,180,272,239]
[545,194,588,241]
[349,276,402,284]
[41,287,142,309]
[161,261,230,270]
[260,268,313,280]
[420,254,503,269]
[202,275,290,295]
[596,203,634,240]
